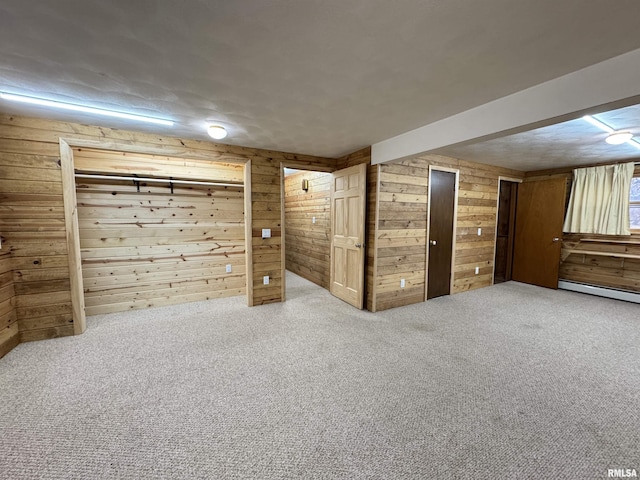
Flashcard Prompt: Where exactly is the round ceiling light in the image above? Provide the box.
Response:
[605,131,633,145]
[207,124,227,140]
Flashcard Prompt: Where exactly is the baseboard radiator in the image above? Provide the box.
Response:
[558,280,640,304]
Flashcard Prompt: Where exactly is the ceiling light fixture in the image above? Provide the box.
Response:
[207,124,227,140]
[0,92,174,126]
[605,131,633,145]
[582,114,639,149]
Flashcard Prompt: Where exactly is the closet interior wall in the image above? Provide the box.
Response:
[73,147,247,315]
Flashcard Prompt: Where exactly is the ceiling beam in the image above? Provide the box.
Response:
[371,48,640,165]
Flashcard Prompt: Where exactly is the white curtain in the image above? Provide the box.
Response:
[563,162,635,235]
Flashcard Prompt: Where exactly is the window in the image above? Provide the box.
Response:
[631,175,640,231]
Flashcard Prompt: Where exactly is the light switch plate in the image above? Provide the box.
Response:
[400,279,405,288]
[263,276,270,285]
[262,228,271,238]
[226,264,232,273]
[312,217,316,224]
[477,228,482,236]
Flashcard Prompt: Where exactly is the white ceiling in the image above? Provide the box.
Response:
[1,0,640,168]
[437,104,640,171]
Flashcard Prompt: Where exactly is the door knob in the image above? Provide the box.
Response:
[355,243,362,248]
[552,237,560,242]
[430,240,437,246]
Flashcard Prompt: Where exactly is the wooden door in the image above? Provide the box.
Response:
[330,163,366,308]
[512,177,567,289]
[494,181,518,284]
[427,170,456,299]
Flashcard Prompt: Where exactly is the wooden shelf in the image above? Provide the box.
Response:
[581,238,640,245]
[563,249,640,260]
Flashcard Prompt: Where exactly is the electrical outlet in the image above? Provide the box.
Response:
[400,278,405,288]
[477,227,482,236]
[226,264,232,273]
[475,266,480,275]
[262,228,271,238]
[312,216,316,224]
[263,276,270,285]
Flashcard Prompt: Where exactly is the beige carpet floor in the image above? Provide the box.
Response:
[0,272,638,479]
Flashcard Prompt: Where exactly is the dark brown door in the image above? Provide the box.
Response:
[427,170,456,299]
[494,181,518,284]
[512,177,567,289]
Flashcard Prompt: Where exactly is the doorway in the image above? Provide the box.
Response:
[426,168,458,300]
[281,167,333,299]
[493,179,519,284]
[281,164,367,308]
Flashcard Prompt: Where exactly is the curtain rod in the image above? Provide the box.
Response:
[74,173,244,189]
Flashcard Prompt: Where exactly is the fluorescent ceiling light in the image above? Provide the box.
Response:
[627,138,640,150]
[0,92,174,126]
[605,131,633,145]
[582,115,614,134]
[207,125,227,140]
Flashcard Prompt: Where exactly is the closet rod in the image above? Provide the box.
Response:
[74,173,244,189]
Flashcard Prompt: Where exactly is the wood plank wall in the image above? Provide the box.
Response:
[77,179,246,315]
[73,147,247,315]
[375,159,428,310]
[0,113,334,352]
[561,234,640,292]
[284,170,331,288]
[527,163,640,293]
[372,153,523,311]
[0,127,74,343]
[0,251,18,358]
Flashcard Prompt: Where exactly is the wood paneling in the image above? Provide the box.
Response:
[0,251,18,358]
[561,235,640,292]
[0,132,72,343]
[74,147,246,315]
[374,160,428,311]
[0,114,334,343]
[73,147,245,183]
[372,154,523,311]
[61,140,86,334]
[250,161,282,305]
[284,170,331,288]
[366,165,379,312]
